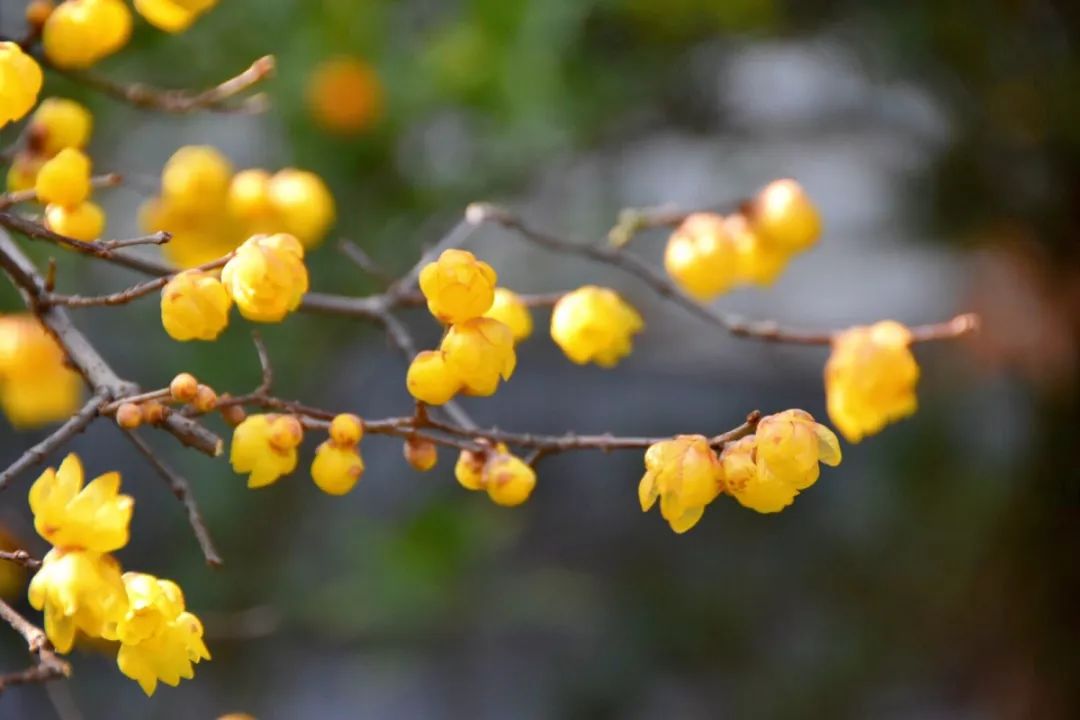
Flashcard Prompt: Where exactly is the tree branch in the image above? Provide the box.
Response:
[0,598,70,693]
[0,394,107,492]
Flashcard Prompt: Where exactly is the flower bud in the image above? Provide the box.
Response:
[161,145,232,212]
[311,442,364,495]
[169,372,199,402]
[267,169,335,249]
[454,449,485,491]
[406,350,461,406]
[329,413,363,447]
[268,415,303,452]
[440,317,516,396]
[403,437,438,471]
[44,201,105,241]
[43,0,132,70]
[160,270,232,342]
[192,384,217,413]
[29,97,92,156]
[134,0,219,34]
[664,213,739,300]
[142,401,167,425]
[35,147,91,206]
[481,453,536,507]
[115,403,142,429]
[748,179,821,253]
[0,42,42,127]
[483,288,533,342]
[550,286,643,368]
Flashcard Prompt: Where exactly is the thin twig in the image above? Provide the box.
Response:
[0,550,41,570]
[467,203,980,346]
[0,394,106,492]
[339,241,394,286]
[0,211,173,276]
[44,254,230,309]
[385,217,479,299]
[122,431,223,567]
[0,230,223,456]
[53,56,276,114]
[0,597,71,692]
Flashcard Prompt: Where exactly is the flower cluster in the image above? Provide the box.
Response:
[229,412,369,496]
[140,145,335,268]
[160,233,309,341]
[6,97,91,193]
[0,42,42,129]
[40,0,218,69]
[26,454,209,694]
[639,410,842,532]
[455,445,537,507]
[0,313,81,428]
[664,179,821,300]
[825,321,920,442]
[407,249,518,404]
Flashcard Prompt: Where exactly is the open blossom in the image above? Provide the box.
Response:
[230,414,303,488]
[221,233,309,322]
[484,288,533,342]
[639,435,723,534]
[440,317,516,396]
[134,0,218,33]
[29,454,133,553]
[826,321,920,442]
[160,270,232,341]
[28,548,128,653]
[721,410,841,513]
[550,286,643,368]
[0,42,43,127]
[664,213,739,300]
[418,249,497,324]
[0,314,82,428]
[115,572,210,696]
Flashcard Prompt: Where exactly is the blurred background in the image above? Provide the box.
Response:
[2,0,1079,718]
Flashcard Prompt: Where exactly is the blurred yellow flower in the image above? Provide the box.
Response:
[550,286,643,368]
[484,288,533,342]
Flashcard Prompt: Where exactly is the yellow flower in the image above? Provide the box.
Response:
[728,213,789,286]
[29,454,133,552]
[133,0,217,33]
[140,197,239,269]
[229,414,302,488]
[748,179,821,254]
[418,249,497,324]
[440,317,516,396]
[267,169,336,249]
[825,321,920,442]
[0,314,81,429]
[310,443,365,495]
[0,42,43,127]
[28,548,128,653]
[483,288,533,342]
[161,145,233,213]
[722,410,841,513]
[664,213,739,300]
[306,57,384,135]
[481,453,536,507]
[29,98,93,156]
[115,572,210,696]
[35,148,92,207]
[44,201,105,241]
[638,435,722,534]
[406,350,462,405]
[550,286,643,368]
[43,0,133,70]
[221,233,309,322]
[227,169,276,229]
[160,270,232,342]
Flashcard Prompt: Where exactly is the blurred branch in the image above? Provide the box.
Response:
[0,597,70,693]
[0,173,123,210]
[0,550,41,570]
[122,430,223,568]
[48,55,277,115]
[0,394,106,492]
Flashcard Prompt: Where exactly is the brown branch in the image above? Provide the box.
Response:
[0,394,107,492]
[0,230,223,456]
[44,254,230,309]
[385,217,479,300]
[0,598,71,692]
[53,56,276,115]
[0,550,41,570]
[122,430,223,568]
[0,211,174,277]
[466,203,980,346]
